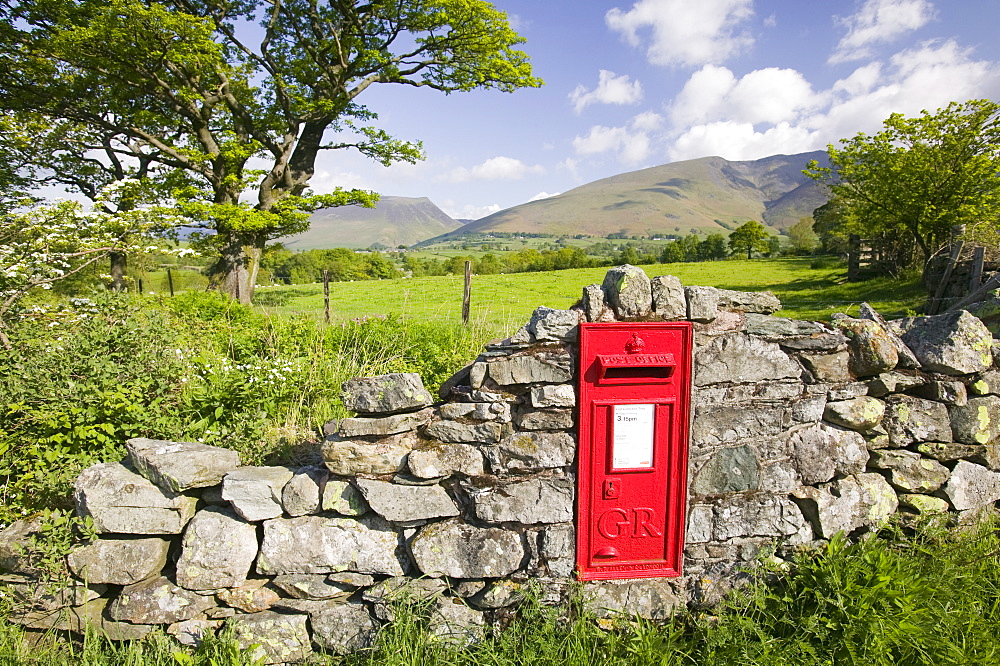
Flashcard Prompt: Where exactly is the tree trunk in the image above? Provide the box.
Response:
[214,231,263,304]
[109,252,127,291]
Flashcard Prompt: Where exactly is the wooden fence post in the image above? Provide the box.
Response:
[323,270,331,325]
[167,268,175,297]
[462,261,472,325]
[848,235,860,281]
[969,246,986,293]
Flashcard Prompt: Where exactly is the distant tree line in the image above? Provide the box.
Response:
[259,246,401,284]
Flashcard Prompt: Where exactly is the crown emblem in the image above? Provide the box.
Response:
[624,333,646,354]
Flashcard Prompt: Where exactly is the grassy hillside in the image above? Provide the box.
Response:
[429,151,828,241]
[281,196,463,249]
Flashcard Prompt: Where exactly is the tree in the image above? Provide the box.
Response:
[728,221,771,259]
[787,218,819,254]
[1,0,541,303]
[804,100,1000,266]
[700,233,728,260]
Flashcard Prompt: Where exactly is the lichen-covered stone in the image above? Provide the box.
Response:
[716,289,781,314]
[311,601,377,655]
[222,466,294,522]
[337,408,434,437]
[527,306,583,343]
[792,473,898,538]
[176,507,258,590]
[229,611,311,665]
[407,442,485,478]
[789,423,868,485]
[67,537,171,586]
[481,432,576,474]
[941,461,1000,511]
[353,479,459,523]
[257,515,404,576]
[686,505,713,543]
[912,380,968,406]
[342,373,433,415]
[282,467,326,517]
[582,284,614,322]
[487,352,573,385]
[800,351,852,383]
[474,476,574,524]
[744,314,826,339]
[858,302,920,369]
[540,524,575,577]
[949,395,1000,445]
[691,446,760,495]
[12,598,154,640]
[711,495,810,540]
[685,286,719,323]
[899,310,994,375]
[322,431,417,476]
[868,449,950,493]
[693,402,793,446]
[836,318,899,377]
[410,520,525,578]
[74,462,198,535]
[167,619,220,647]
[898,494,950,514]
[439,402,512,421]
[516,408,574,431]
[823,397,885,431]
[429,598,485,645]
[109,576,215,624]
[529,385,576,408]
[126,438,241,493]
[0,516,43,574]
[695,333,801,386]
[321,479,368,515]
[651,275,686,320]
[361,576,446,603]
[217,578,281,613]
[883,395,953,446]
[424,420,503,443]
[583,579,684,620]
[602,265,652,319]
[867,372,926,397]
[272,574,353,600]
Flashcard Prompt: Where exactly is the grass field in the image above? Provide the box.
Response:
[251,258,925,334]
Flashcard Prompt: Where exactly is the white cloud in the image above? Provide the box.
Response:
[569,70,644,114]
[830,0,936,64]
[441,201,502,220]
[606,0,754,67]
[444,156,545,183]
[572,113,658,165]
[307,169,369,193]
[529,191,560,202]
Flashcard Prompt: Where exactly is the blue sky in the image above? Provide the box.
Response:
[309,0,1000,220]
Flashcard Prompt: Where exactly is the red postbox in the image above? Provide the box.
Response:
[576,322,692,580]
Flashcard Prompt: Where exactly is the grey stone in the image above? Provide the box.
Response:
[916,441,1000,468]
[408,442,485,478]
[695,333,801,386]
[691,446,760,495]
[949,395,1000,445]
[176,507,258,590]
[257,515,404,576]
[541,524,575,577]
[487,352,573,385]
[168,619,220,648]
[337,408,434,437]
[897,494,950,514]
[717,289,781,314]
[342,372,433,416]
[828,383,871,401]
[583,284,614,323]
[482,431,576,474]
[281,467,325,517]
[602,265,652,319]
[410,520,525,578]
[229,611,311,665]
[516,408,574,430]
[941,461,1000,511]
[685,286,719,323]
[0,516,43,574]
[800,352,852,383]
[697,381,803,404]
[126,438,242,493]
[867,371,927,397]
[353,479,459,523]
[528,306,583,342]
[311,601,377,655]
[912,380,968,406]
[471,580,526,609]
[424,420,503,443]
[690,562,754,609]
[67,537,171,586]
[439,402,512,421]
[469,362,487,389]
[792,473,899,538]
[969,369,1000,396]
[859,302,920,369]
[779,334,849,352]
[530,385,576,408]
[883,395,953,446]
[217,578,282,613]
[222,466,294,522]
[328,571,376,587]
[321,479,368,515]
[475,476,574,524]
[12,598,154,640]
[8,578,104,613]
[836,318,899,377]
[74,462,198,535]
[651,275,687,320]
[793,394,828,423]
[429,598,485,644]
[584,579,684,620]
[109,576,215,624]
[869,449,950,493]
[692,402,793,446]
[743,314,826,339]
[322,431,417,476]
[272,574,352,600]
[712,494,810,540]
[900,310,994,375]
[823,397,886,431]
[686,505,714,543]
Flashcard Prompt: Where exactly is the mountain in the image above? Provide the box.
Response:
[427,151,829,242]
[280,196,463,249]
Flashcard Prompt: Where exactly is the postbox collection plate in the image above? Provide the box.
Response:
[576,322,692,580]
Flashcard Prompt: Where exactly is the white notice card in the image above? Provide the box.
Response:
[612,404,655,468]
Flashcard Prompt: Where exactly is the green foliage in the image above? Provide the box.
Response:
[787,218,819,254]
[805,99,1000,266]
[728,220,773,259]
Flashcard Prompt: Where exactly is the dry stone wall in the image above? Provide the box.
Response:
[4,264,1000,663]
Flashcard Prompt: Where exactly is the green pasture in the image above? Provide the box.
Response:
[252,258,925,333]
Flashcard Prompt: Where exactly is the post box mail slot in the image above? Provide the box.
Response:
[576,322,692,580]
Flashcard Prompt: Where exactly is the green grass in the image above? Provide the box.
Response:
[252,258,926,332]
